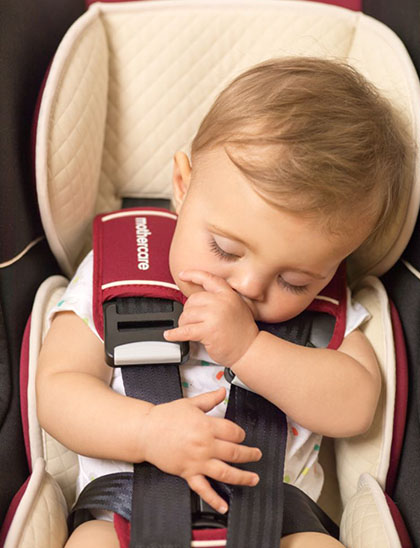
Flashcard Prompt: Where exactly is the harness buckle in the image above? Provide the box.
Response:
[104,298,189,367]
[191,492,228,529]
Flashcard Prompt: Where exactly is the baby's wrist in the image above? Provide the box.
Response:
[133,401,156,463]
[230,330,267,377]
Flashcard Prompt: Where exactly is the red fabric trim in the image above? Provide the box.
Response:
[307,262,347,350]
[0,476,31,546]
[86,0,361,10]
[19,316,32,472]
[310,0,361,10]
[386,301,408,496]
[86,0,145,6]
[192,528,227,542]
[114,513,130,548]
[385,494,413,548]
[113,514,228,548]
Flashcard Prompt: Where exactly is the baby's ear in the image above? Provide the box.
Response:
[172,151,192,213]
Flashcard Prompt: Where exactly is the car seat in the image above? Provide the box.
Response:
[1,1,420,546]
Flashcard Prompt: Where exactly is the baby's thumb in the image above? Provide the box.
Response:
[190,387,226,412]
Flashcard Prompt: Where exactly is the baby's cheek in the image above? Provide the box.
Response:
[257,294,316,324]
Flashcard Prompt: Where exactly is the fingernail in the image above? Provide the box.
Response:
[218,505,228,514]
[251,475,259,485]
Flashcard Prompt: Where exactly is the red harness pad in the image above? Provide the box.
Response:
[308,262,347,350]
[92,208,185,339]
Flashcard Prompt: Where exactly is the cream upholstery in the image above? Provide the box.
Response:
[4,459,68,548]
[36,0,420,281]
[340,474,402,547]
[336,278,396,505]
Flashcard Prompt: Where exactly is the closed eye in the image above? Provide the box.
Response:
[278,276,309,295]
[209,237,239,262]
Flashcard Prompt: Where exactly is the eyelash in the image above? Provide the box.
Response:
[278,277,309,295]
[209,237,310,295]
[209,237,239,262]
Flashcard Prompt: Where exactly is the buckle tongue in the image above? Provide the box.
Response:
[104,298,189,367]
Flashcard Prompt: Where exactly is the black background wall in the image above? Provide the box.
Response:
[364,0,420,74]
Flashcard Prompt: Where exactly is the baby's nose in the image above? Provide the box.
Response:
[229,274,267,302]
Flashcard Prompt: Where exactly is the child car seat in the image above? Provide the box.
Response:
[2,1,420,546]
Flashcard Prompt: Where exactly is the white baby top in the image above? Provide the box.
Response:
[50,251,370,504]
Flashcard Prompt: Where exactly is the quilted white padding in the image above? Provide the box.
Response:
[36,15,109,275]
[98,0,357,202]
[4,459,68,548]
[26,276,79,510]
[335,277,395,507]
[36,0,420,279]
[340,473,401,547]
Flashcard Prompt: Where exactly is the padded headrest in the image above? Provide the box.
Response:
[36,0,420,281]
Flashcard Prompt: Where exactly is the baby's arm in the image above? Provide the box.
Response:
[231,328,381,438]
[36,311,261,513]
[164,270,380,438]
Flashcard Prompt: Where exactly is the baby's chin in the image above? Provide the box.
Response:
[252,306,309,325]
[253,312,294,325]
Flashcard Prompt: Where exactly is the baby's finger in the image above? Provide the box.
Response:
[209,417,246,444]
[179,270,232,295]
[213,440,262,464]
[187,474,229,515]
[178,306,207,327]
[163,323,203,343]
[205,459,260,487]
[188,388,227,413]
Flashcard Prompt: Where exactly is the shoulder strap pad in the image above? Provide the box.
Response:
[92,208,185,339]
[308,262,347,350]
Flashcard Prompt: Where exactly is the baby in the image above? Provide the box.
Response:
[36,57,413,548]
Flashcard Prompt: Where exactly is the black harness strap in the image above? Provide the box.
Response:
[225,388,287,546]
[120,296,192,548]
[122,360,191,547]
[69,473,133,530]
[222,315,314,547]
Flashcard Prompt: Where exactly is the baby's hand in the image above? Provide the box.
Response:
[141,388,261,514]
[164,270,259,366]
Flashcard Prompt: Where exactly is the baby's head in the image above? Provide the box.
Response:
[170,57,414,323]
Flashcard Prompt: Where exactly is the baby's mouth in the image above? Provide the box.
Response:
[235,293,260,320]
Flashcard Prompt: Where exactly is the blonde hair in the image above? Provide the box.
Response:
[191,57,415,236]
